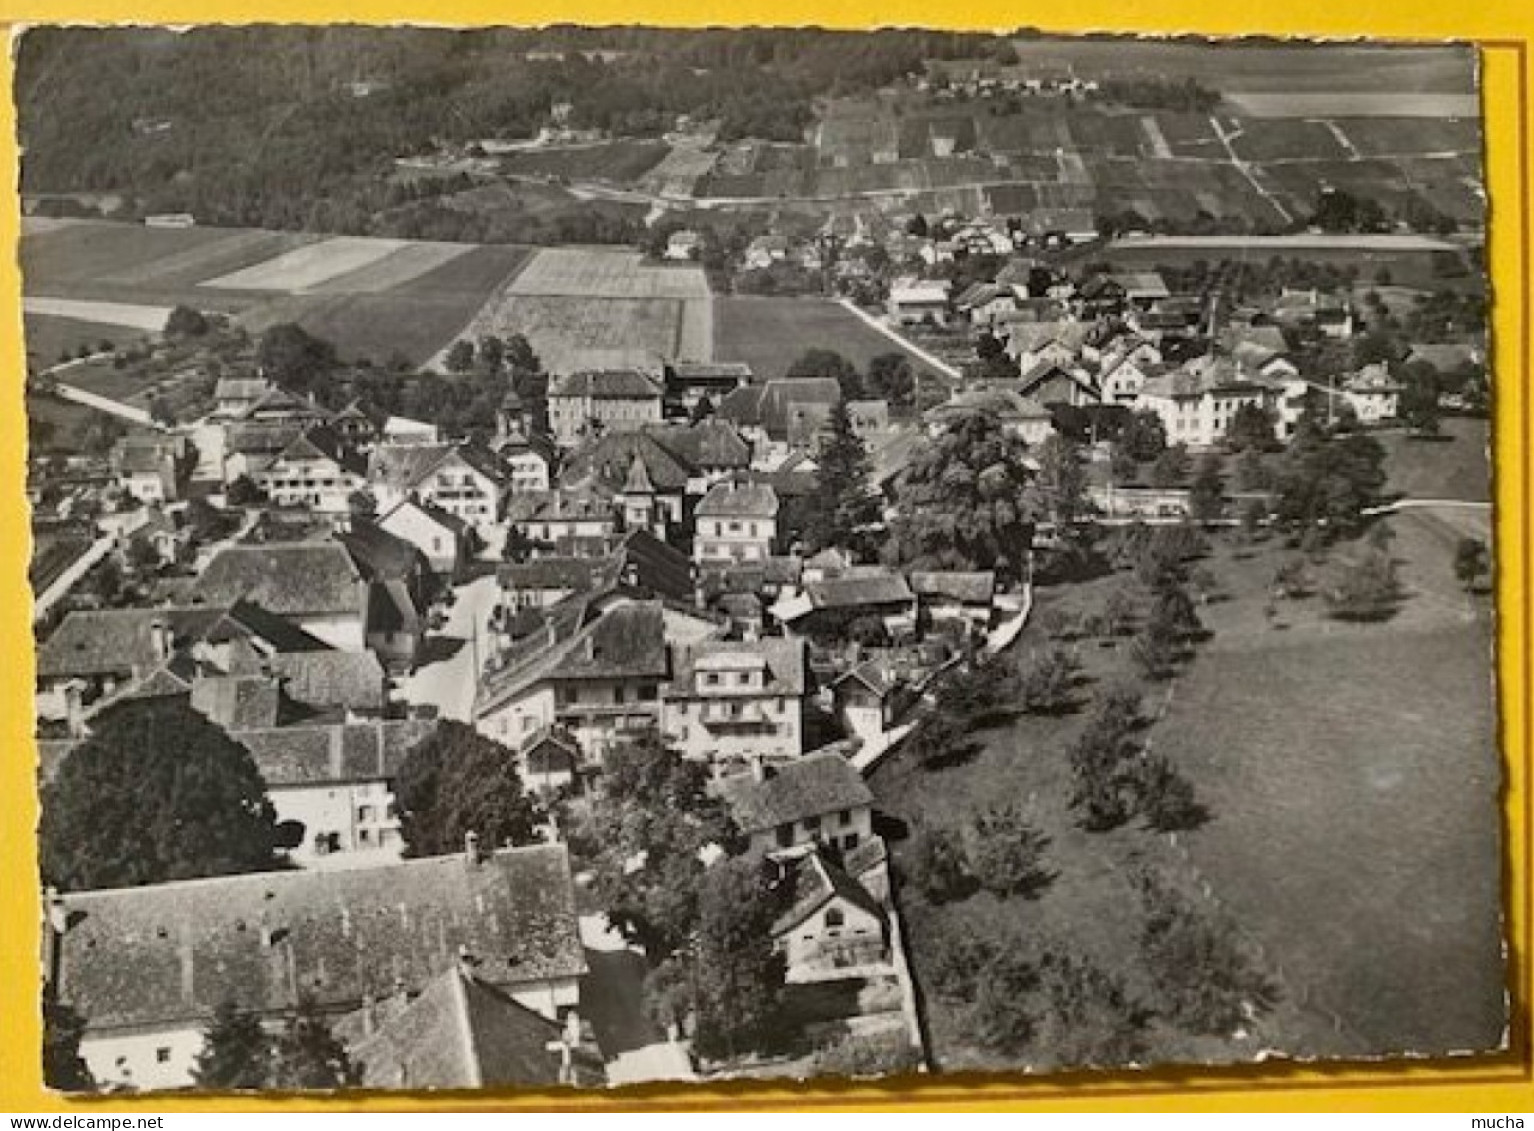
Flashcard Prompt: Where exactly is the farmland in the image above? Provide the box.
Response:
[714,296,948,383]
[439,247,711,372]
[22,314,151,367]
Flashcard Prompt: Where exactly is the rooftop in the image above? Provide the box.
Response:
[715,752,873,835]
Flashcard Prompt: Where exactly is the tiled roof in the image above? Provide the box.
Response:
[497,557,608,593]
[366,579,421,637]
[189,674,283,731]
[368,444,456,495]
[234,718,437,786]
[340,521,426,583]
[1006,321,1090,356]
[196,543,364,618]
[695,481,778,519]
[803,570,914,611]
[665,637,806,698]
[560,433,691,494]
[53,844,586,1033]
[549,370,662,400]
[648,420,752,470]
[37,607,224,679]
[271,650,387,711]
[908,570,996,604]
[348,966,598,1090]
[716,752,872,835]
[772,848,886,937]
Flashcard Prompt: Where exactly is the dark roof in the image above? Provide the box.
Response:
[279,425,365,476]
[498,557,608,594]
[196,543,364,618]
[667,361,753,384]
[648,420,752,470]
[715,752,872,834]
[369,444,457,495]
[271,650,387,711]
[341,521,426,583]
[773,848,886,937]
[908,571,996,604]
[366,579,421,637]
[695,481,779,519]
[53,844,587,1034]
[189,674,283,731]
[379,497,469,539]
[549,370,662,400]
[234,718,437,786]
[560,432,691,494]
[803,571,914,611]
[349,966,598,1090]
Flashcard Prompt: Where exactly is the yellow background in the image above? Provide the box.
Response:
[0,0,1528,1112]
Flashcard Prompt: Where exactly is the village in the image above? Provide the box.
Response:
[21,28,1499,1099]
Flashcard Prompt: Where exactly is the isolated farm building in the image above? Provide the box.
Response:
[924,388,1053,446]
[664,361,754,415]
[547,369,664,447]
[377,497,470,578]
[715,750,873,858]
[367,442,510,537]
[195,542,368,651]
[771,847,889,983]
[694,481,779,564]
[44,842,587,1092]
[660,637,809,769]
[664,229,703,261]
[475,599,669,759]
[887,279,952,326]
[1134,358,1284,450]
[772,569,918,640]
[908,571,997,633]
[254,424,367,514]
[346,964,603,1091]
[112,435,183,504]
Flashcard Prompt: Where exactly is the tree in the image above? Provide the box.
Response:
[804,400,882,558]
[1132,754,1206,832]
[1031,434,1089,527]
[1324,546,1400,622]
[691,855,788,1062]
[394,722,544,859]
[43,990,94,1092]
[1149,582,1201,642]
[964,803,1053,898]
[257,324,337,396]
[1273,424,1386,540]
[164,304,210,338]
[1120,409,1168,463]
[1187,455,1224,523]
[1234,447,1272,493]
[786,348,862,400]
[1018,647,1077,715]
[41,698,280,891]
[226,474,265,507]
[908,708,979,771]
[149,396,177,427]
[269,1000,358,1089]
[1137,870,1276,1035]
[477,335,506,372]
[970,947,1039,1055]
[1455,536,1490,593]
[905,824,975,903]
[1227,403,1277,452]
[884,412,1035,583]
[192,1000,271,1090]
[1068,703,1141,830]
[1131,627,1178,681]
[445,339,477,374]
[1030,952,1148,1069]
[346,487,376,521]
[1149,443,1191,488]
[865,352,916,407]
[589,734,738,958]
[1398,368,1443,436]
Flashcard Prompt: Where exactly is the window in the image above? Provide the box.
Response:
[156,1047,172,1064]
[803,815,821,833]
[843,833,860,850]
[776,825,793,849]
[839,809,852,827]
[357,805,373,823]
[705,673,721,687]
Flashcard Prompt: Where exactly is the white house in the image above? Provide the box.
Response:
[771,847,889,983]
[887,279,951,326]
[693,481,779,564]
[368,443,508,537]
[255,425,366,514]
[715,751,874,857]
[660,637,808,769]
[377,497,469,577]
[1134,358,1283,450]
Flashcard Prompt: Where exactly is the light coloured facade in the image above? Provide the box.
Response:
[661,640,807,766]
[692,481,778,565]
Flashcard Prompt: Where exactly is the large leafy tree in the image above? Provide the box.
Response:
[394,722,544,858]
[588,733,739,958]
[1029,434,1089,526]
[884,411,1036,583]
[256,323,338,398]
[692,855,789,1062]
[192,1000,271,1091]
[786,348,863,400]
[865,352,916,407]
[1273,421,1387,539]
[804,400,882,558]
[41,698,280,891]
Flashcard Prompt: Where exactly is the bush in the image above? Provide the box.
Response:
[1323,547,1400,622]
[964,803,1054,899]
[905,825,975,903]
[1131,754,1207,832]
[1019,647,1078,715]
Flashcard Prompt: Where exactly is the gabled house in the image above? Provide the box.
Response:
[771,569,918,640]
[909,571,997,633]
[771,847,889,982]
[1134,357,1283,449]
[924,388,1053,446]
[1017,359,1100,408]
[832,660,913,746]
[508,489,618,550]
[213,376,272,419]
[1004,321,1091,373]
[693,481,779,564]
[377,498,470,578]
[45,843,587,1092]
[547,370,665,447]
[715,751,874,857]
[660,637,808,768]
[369,443,509,537]
[663,361,753,416]
[887,279,952,326]
[1341,362,1404,424]
[255,424,367,514]
[112,436,183,504]
[195,542,369,652]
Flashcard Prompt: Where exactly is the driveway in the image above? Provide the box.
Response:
[578,915,695,1085]
[399,573,501,721]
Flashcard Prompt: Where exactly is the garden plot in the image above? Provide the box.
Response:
[201,236,411,292]
[23,297,173,331]
[438,295,689,374]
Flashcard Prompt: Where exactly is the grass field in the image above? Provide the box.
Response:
[1378,418,1492,503]
[23,297,173,331]
[22,314,149,367]
[497,140,671,183]
[201,235,413,291]
[714,296,947,383]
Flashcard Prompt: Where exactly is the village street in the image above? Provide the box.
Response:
[578,915,696,1085]
[399,572,501,721]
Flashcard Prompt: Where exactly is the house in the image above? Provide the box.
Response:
[498,529,692,615]
[112,436,183,503]
[368,444,509,537]
[547,370,664,447]
[213,377,272,419]
[693,481,779,564]
[887,279,951,326]
[377,498,469,578]
[1110,271,1171,308]
[329,400,385,451]
[1004,321,1090,373]
[508,489,618,550]
[1017,359,1099,408]
[1271,288,1355,339]
[744,233,791,270]
[1098,354,1159,405]
[195,542,368,651]
[45,842,587,1092]
[222,420,308,484]
[515,727,585,795]
[663,361,754,416]
[660,637,808,768]
[771,569,918,640]
[382,416,441,445]
[715,751,874,857]
[254,424,366,514]
[844,400,890,442]
[954,281,1021,327]
[924,388,1053,446]
[365,579,423,673]
[1341,362,1404,425]
[559,432,691,536]
[664,229,702,261]
[475,599,670,758]
[908,571,996,632]
[233,717,436,864]
[832,660,912,746]
[346,965,603,1091]
[269,649,389,715]
[1134,358,1284,450]
[771,847,889,983]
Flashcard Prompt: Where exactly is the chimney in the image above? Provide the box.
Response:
[149,619,173,663]
[750,754,766,783]
[63,680,86,739]
[464,830,484,868]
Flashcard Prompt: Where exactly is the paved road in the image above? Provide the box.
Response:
[400,573,501,722]
[577,915,695,1085]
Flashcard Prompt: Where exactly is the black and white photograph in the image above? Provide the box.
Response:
[19,25,1501,1094]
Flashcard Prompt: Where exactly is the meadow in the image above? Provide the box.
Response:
[713,295,947,383]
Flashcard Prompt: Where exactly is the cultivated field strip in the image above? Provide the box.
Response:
[505,248,710,300]
[308,241,476,295]
[200,236,412,292]
[22,297,174,331]
[96,229,318,289]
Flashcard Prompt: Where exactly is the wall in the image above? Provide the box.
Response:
[82,1025,204,1093]
[270,779,403,867]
